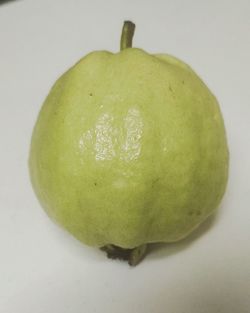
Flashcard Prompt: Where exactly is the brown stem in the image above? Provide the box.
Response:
[120,21,136,51]
[101,244,147,266]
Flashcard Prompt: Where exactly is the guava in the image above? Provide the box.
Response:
[29,21,229,265]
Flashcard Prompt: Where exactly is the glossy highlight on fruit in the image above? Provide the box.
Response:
[29,21,229,265]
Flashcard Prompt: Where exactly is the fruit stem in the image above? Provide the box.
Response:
[101,244,147,266]
[120,21,135,51]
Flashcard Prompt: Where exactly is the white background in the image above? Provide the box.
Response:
[0,0,250,312]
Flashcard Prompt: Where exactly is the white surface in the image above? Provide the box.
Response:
[0,0,250,312]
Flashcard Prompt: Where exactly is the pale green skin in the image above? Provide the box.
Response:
[29,48,229,249]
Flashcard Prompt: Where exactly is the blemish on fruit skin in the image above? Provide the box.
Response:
[169,85,173,92]
[152,178,160,187]
[89,93,93,96]
[94,182,97,186]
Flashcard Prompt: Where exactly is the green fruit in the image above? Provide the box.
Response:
[29,21,229,265]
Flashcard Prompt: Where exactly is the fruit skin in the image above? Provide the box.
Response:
[29,48,229,249]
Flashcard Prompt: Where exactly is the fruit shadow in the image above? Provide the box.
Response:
[147,212,217,260]
[0,0,18,5]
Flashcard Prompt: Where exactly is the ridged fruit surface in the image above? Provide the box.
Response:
[29,48,229,249]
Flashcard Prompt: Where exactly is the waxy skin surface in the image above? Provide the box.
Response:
[29,48,229,249]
